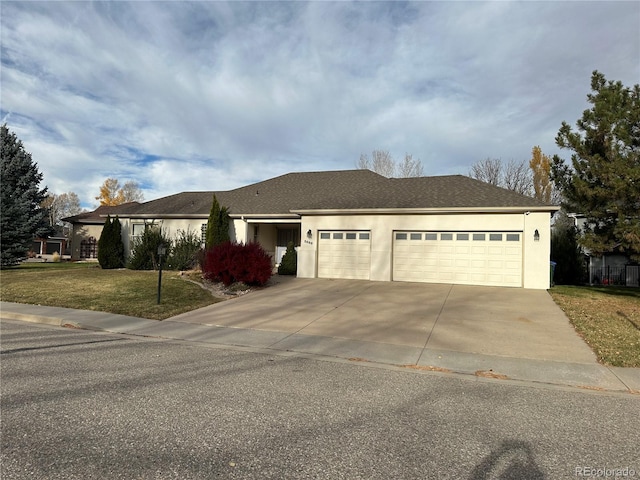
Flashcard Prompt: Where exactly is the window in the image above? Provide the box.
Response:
[80,237,98,259]
[395,233,408,240]
[473,233,486,241]
[440,233,453,241]
[333,232,343,240]
[410,233,422,240]
[320,232,330,239]
[359,232,370,240]
[425,233,437,241]
[346,233,357,240]
[277,228,301,247]
[201,224,207,245]
[506,233,520,241]
[490,233,503,241]
[132,223,146,237]
[456,233,469,241]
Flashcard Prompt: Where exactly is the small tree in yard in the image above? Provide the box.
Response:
[278,242,297,275]
[205,194,230,249]
[203,241,272,286]
[97,215,125,269]
[128,226,172,270]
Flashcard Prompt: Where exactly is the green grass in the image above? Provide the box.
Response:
[0,262,221,320]
[549,285,640,367]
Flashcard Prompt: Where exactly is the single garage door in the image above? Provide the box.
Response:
[318,231,371,280]
[393,231,522,287]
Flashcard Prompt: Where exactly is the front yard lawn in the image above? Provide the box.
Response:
[549,285,640,367]
[0,262,220,320]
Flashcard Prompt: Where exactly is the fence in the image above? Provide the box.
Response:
[589,265,639,287]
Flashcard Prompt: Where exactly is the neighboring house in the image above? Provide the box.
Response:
[31,227,70,259]
[567,214,639,287]
[64,202,141,260]
[65,170,559,289]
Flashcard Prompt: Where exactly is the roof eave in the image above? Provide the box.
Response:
[292,206,561,215]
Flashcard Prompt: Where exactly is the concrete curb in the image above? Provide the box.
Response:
[2,301,639,395]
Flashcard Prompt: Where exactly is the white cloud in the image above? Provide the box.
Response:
[2,1,638,209]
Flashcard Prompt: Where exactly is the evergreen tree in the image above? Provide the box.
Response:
[216,206,230,246]
[551,71,640,261]
[205,195,230,249]
[551,213,587,285]
[1,124,52,267]
[277,241,297,275]
[111,216,125,267]
[97,215,125,269]
[205,194,220,250]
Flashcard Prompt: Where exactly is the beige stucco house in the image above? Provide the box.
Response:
[65,169,559,289]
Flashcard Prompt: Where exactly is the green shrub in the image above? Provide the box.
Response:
[168,228,202,271]
[277,241,297,275]
[127,226,172,270]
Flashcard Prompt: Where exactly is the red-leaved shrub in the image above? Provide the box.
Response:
[203,241,272,286]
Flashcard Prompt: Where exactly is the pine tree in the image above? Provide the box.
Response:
[551,71,640,261]
[1,124,52,267]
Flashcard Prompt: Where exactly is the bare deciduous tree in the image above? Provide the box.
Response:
[397,153,424,178]
[43,192,83,227]
[469,158,502,186]
[469,158,533,196]
[357,150,424,178]
[504,160,532,196]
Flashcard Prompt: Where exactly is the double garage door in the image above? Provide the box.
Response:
[393,231,523,287]
[317,230,523,287]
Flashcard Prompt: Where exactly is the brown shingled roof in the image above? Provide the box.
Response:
[72,170,556,220]
[62,202,142,223]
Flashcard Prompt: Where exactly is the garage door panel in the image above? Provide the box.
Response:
[393,231,522,287]
[318,231,371,280]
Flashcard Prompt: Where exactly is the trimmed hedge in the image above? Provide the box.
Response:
[203,241,272,286]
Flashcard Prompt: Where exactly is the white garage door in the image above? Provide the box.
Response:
[318,231,371,280]
[393,231,522,287]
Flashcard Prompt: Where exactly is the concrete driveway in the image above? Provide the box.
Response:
[170,277,596,364]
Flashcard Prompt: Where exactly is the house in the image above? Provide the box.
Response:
[65,170,559,289]
[30,227,70,260]
[64,202,141,260]
[567,214,639,287]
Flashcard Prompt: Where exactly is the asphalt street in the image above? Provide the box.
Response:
[1,319,638,480]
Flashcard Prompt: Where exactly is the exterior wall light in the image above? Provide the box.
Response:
[534,229,540,242]
[307,229,312,239]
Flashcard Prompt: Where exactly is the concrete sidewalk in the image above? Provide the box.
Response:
[2,298,638,394]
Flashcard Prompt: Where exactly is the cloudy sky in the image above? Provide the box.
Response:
[2,1,638,209]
